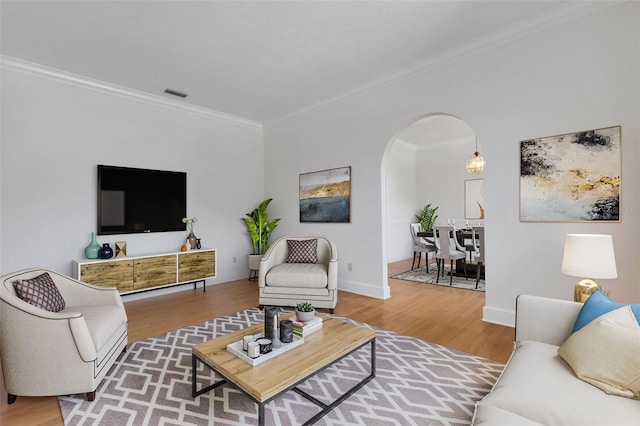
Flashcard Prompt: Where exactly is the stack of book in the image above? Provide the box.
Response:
[292,316,323,337]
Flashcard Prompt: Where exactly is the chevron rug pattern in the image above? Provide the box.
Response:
[58,309,503,425]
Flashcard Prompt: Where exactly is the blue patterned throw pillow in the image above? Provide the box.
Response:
[572,289,640,333]
[286,239,318,264]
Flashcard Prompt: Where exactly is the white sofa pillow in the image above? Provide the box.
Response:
[558,306,640,399]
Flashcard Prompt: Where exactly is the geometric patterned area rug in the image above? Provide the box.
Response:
[58,308,502,425]
[391,266,485,292]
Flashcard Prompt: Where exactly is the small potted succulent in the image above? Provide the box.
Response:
[295,302,315,322]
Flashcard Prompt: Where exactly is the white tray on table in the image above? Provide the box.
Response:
[227,333,305,366]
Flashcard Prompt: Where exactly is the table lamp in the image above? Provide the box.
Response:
[561,234,617,302]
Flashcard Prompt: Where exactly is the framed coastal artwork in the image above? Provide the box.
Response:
[465,179,484,220]
[520,125,620,222]
[299,166,351,223]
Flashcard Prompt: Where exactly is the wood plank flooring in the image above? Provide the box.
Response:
[0,258,514,426]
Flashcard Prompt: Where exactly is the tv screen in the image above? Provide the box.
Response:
[97,165,187,235]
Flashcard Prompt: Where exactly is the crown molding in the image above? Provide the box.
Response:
[0,56,263,130]
[266,1,625,127]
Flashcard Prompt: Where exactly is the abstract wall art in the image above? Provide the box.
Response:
[299,166,351,223]
[520,126,620,222]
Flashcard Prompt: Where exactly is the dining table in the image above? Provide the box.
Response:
[417,228,484,278]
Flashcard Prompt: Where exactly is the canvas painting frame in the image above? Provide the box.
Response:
[465,179,484,220]
[299,166,351,223]
[519,125,620,222]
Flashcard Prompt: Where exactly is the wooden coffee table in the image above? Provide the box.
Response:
[192,313,376,425]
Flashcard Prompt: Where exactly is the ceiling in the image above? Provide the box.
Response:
[2,1,575,127]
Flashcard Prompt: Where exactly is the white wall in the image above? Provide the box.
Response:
[416,136,483,225]
[264,2,640,325]
[0,62,265,288]
[384,139,417,262]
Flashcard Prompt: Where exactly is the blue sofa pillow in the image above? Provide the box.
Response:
[572,290,640,333]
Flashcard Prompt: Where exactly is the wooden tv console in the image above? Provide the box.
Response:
[72,248,216,294]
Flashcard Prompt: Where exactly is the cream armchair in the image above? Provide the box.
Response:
[0,268,128,403]
[258,236,338,312]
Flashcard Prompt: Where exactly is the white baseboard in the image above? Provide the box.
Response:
[483,305,515,328]
[339,279,391,299]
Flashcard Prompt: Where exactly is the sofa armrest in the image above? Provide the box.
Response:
[515,295,582,346]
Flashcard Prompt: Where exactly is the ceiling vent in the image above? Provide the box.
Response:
[164,88,188,98]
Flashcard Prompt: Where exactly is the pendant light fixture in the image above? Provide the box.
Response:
[465,137,485,174]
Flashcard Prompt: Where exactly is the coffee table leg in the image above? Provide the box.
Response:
[296,337,376,425]
[258,402,265,426]
[192,354,228,398]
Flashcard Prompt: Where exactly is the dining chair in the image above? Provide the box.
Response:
[433,225,467,284]
[472,226,485,289]
[410,223,436,272]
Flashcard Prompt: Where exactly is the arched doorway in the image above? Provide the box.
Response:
[383,113,485,289]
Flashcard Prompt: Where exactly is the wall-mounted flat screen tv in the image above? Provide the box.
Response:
[98,165,187,235]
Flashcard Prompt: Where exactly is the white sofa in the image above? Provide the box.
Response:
[472,294,639,425]
[0,268,128,403]
[258,236,338,312]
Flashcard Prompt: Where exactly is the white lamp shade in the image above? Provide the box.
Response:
[561,234,617,279]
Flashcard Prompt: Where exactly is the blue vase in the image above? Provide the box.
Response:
[85,232,101,259]
[99,243,113,259]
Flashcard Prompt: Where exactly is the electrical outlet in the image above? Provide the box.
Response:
[347,263,352,272]
[233,256,237,263]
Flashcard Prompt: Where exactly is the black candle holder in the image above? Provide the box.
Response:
[264,306,278,340]
[280,319,293,343]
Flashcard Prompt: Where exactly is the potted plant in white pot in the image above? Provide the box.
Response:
[295,302,315,322]
[241,198,281,276]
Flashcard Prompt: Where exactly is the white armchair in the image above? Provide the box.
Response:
[0,268,128,403]
[258,236,338,312]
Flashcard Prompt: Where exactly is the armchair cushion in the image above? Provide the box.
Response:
[13,272,65,312]
[286,239,318,264]
[265,263,328,288]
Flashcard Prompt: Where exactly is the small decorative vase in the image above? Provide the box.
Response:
[187,232,198,250]
[99,243,113,259]
[295,309,315,322]
[85,232,101,259]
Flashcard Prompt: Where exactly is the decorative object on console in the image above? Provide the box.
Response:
[115,241,127,258]
[295,301,315,322]
[465,136,485,174]
[561,234,617,302]
[520,126,620,222]
[299,166,351,223]
[99,243,113,259]
[84,232,101,259]
[182,217,198,249]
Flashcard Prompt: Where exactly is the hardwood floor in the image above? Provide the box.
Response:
[0,258,514,426]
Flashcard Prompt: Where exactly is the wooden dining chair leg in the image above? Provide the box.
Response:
[436,258,441,283]
[449,260,454,285]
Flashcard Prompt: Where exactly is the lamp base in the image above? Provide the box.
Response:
[574,278,601,303]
